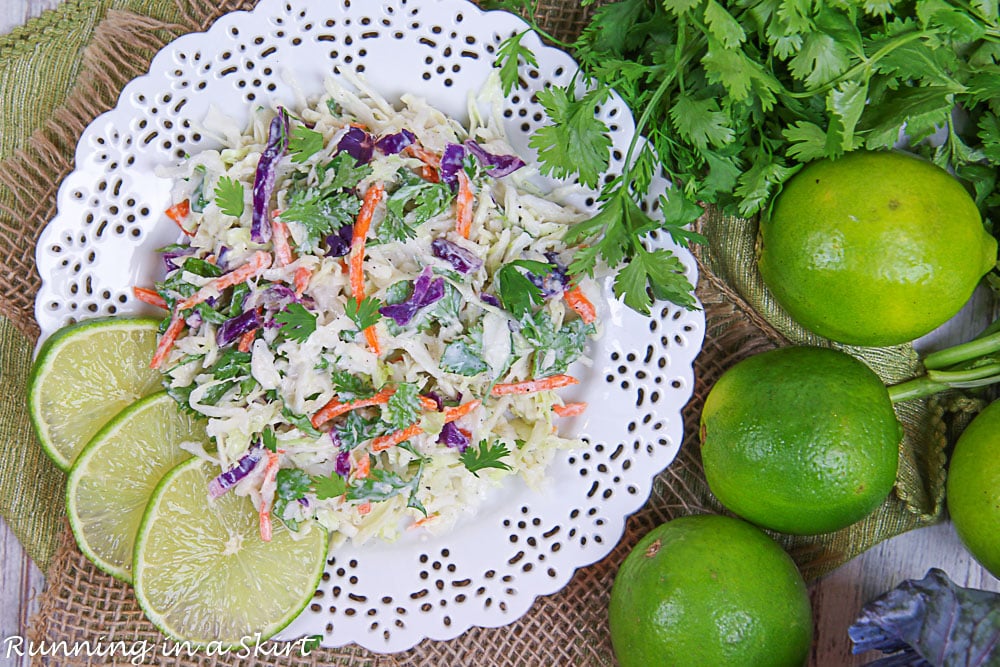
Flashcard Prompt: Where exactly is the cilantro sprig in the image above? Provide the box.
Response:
[460,440,514,477]
[493,0,1000,313]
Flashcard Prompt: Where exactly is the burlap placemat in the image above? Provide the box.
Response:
[0,0,964,664]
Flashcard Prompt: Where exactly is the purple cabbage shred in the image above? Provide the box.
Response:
[216,308,263,347]
[439,143,466,190]
[324,224,354,258]
[335,450,351,477]
[438,422,470,452]
[379,267,445,326]
[162,246,194,272]
[464,140,526,178]
[431,238,483,274]
[375,129,416,155]
[250,108,290,244]
[480,293,501,308]
[208,448,263,498]
[337,126,375,164]
[528,252,569,297]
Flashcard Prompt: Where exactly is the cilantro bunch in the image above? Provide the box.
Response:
[491,0,1000,313]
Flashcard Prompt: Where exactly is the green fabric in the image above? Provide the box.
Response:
[0,0,184,160]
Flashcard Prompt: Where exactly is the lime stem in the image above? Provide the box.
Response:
[888,365,1000,403]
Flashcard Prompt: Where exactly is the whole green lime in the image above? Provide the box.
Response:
[946,399,1000,579]
[608,514,813,667]
[700,346,902,535]
[758,150,996,347]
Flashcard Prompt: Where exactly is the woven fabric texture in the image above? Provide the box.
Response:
[0,0,963,663]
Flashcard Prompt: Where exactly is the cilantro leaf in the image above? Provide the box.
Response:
[214,176,245,217]
[335,411,388,449]
[276,468,312,501]
[274,303,317,342]
[495,29,539,96]
[312,471,348,500]
[529,86,611,189]
[331,372,375,400]
[346,460,428,515]
[385,383,421,430]
[440,340,488,376]
[495,262,545,320]
[460,440,513,477]
[289,125,325,163]
[614,246,696,315]
[522,314,596,377]
[322,152,373,192]
[281,406,323,438]
[345,296,382,332]
[280,190,359,252]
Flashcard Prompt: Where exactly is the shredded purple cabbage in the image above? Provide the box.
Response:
[162,246,194,272]
[184,310,203,329]
[438,422,470,452]
[324,224,354,258]
[375,129,416,155]
[250,108,290,243]
[335,450,351,477]
[480,293,501,308]
[440,143,466,190]
[379,267,445,326]
[216,246,230,271]
[244,283,299,312]
[431,238,483,274]
[464,139,526,178]
[337,126,375,164]
[208,448,263,498]
[216,308,262,347]
[528,252,570,297]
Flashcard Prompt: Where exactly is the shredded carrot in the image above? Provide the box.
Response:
[405,145,441,169]
[420,164,440,182]
[293,265,312,296]
[354,454,371,479]
[409,513,439,529]
[349,122,369,130]
[271,217,294,267]
[491,375,579,396]
[165,199,191,225]
[553,402,588,417]
[311,386,396,428]
[349,183,385,300]
[455,170,474,239]
[176,250,272,311]
[357,501,373,516]
[371,399,482,452]
[363,325,382,356]
[132,286,167,309]
[258,451,281,542]
[371,423,423,452]
[149,315,185,369]
[563,286,597,324]
[237,328,257,353]
[419,395,439,411]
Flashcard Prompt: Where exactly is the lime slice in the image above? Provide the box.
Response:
[134,457,328,646]
[28,316,164,470]
[66,391,207,582]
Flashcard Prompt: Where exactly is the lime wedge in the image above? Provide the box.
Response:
[133,457,328,646]
[66,391,207,582]
[28,316,164,470]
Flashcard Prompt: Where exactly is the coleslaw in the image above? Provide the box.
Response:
[139,72,603,547]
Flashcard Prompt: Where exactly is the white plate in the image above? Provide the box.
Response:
[34,0,704,653]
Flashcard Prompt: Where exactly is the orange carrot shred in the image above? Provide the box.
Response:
[293,266,311,296]
[271,217,294,267]
[409,513,439,529]
[405,145,442,169]
[149,315,185,369]
[455,170,474,239]
[564,286,597,324]
[165,199,190,224]
[355,454,371,480]
[553,402,588,417]
[311,386,396,428]
[132,286,167,309]
[491,375,579,397]
[418,396,439,411]
[237,328,257,353]
[349,183,385,301]
[420,165,440,183]
[176,250,272,311]
[357,501,373,516]
[259,451,281,542]
[363,325,381,356]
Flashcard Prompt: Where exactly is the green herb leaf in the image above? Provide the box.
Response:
[276,468,312,501]
[313,471,348,500]
[289,125,325,163]
[440,340,488,376]
[460,440,513,477]
[529,86,611,189]
[345,296,382,332]
[385,382,421,430]
[331,372,375,401]
[275,303,318,342]
[214,176,245,217]
[335,411,388,449]
[495,29,540,96]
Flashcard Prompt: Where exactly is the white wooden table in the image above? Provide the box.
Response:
[3,2,1000,665]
